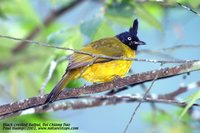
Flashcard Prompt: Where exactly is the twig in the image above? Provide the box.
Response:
[138,49,182,61]
[39,60,57,96]
[0,35,199,64]
[140,83,162,133]
[0,61,200,119]
[140,84,161,117]
[162,44,200,51]
[159,81,200,100]
[123,64,163,133]
[39,56,68,95]
[138,45,200,61]
[27,95,200,113]
[177,2,200,16]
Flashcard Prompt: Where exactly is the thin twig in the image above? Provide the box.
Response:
[123,64,163,133]
[138,49,182,61]
[162,44,200,51]
[140,84,158,113]
[177,2,200,16]
[159,81,200,100]
[39,56,68,95]
[0,35,199,64]
[39,60,57,95]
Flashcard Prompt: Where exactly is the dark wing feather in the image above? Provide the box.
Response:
[67,37,125,70]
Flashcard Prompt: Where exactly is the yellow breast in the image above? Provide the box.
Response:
[81,44,135,83]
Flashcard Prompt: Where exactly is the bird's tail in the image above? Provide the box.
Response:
[45,71,74,104]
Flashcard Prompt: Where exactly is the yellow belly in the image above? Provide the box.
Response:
[81,45,135,82]
[70,42,135,83]
[82,60,133,82]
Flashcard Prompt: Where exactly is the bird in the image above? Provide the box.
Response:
[45,19,146,103]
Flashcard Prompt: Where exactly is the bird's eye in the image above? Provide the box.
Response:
[127,37,132,40]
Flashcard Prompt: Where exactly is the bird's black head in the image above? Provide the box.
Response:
[116,19,146,50]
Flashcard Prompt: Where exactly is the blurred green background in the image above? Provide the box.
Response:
[0,0,200,133]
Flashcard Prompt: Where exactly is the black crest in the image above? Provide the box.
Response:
[116,19,145,50]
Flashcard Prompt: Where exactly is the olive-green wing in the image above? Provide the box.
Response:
[67,37,125,70]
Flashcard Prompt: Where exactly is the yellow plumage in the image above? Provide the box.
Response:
[45,19,145,103]
[81,44,135,82]
[69,37,135,82]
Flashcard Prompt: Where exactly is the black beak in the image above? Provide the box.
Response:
[135,41,146,45]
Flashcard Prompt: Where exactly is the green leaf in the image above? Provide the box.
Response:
[134,4,163,30]
[0,8,6,19]
[143,110,172,123]
[105,14,133,27]
[104,0,137,27]
[105,0,135,18]
[80,17,102,39]
[105,1,162,30]
[46,27,84,91]
[179,90,200,118]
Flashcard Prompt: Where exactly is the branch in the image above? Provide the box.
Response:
[0,61,200,119]
[159,81,200,100]
[12,0,85,53]
[1,95,200,120]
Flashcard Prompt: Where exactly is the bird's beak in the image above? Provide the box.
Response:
[135,41,146,45]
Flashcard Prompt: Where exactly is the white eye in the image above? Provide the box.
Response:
[127,37,132,40]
